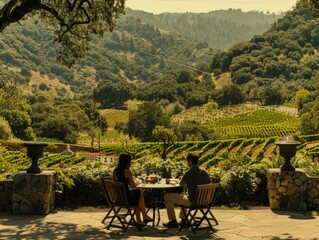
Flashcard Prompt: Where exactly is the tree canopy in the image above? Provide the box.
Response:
[127,102,170,142]
[152,125,176,160]
[0,0,125,66]
[301,0,319,16]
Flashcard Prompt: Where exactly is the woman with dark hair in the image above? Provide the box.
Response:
[113,153,152,227]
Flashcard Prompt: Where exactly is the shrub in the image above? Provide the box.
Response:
[55,168,112,208]
[247,163,269,205]
[213,154,263,207]
[218,166,260,207]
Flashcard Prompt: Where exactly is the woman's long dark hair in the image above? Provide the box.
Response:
[114,153,132,179]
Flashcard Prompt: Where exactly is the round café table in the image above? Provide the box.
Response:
[137,180,183,228]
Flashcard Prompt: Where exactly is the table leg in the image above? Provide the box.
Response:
[156,207,160,226]
[150,188,162,228]
[152,188,156,228]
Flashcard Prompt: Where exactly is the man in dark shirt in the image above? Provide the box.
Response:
[163,152,211,228]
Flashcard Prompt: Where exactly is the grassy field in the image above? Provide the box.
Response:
[100,109,128,129]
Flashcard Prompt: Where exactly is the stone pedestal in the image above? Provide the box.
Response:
[307,176,319,209]
[0,179,13,212]
[267,169,308,211]
[12,171,55,215]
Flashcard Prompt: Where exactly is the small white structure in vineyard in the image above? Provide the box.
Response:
[76,152,115,165]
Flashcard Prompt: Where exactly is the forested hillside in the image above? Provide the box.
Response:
[124,8,284,51]
[0,16,213,94]
[0,6,283,96]
[211,5,319,106]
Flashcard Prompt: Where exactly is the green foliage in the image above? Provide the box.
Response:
[2,109,33,140]
[31,100,94,143]
[55,168,112,208]
[165,102,186,116]
[220,166,260,206]
[127,102,170,142]
[259,86,283,105]
[299,98,319,135]
[135,69,214,108]
[216,154,261,207]
[294,88,311,110]
[174,122,214,141]
[93,80,133,109]
[0,117,12,140]
[213,84,245,106]
[293,151,319,176]
[152,126,176,160]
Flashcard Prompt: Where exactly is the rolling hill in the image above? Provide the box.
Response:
[0,6,283,96]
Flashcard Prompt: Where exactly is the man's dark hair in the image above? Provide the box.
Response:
[187,152,199,165]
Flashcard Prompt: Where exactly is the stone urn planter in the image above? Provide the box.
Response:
[23,142,48,174]
[275,136,301,172]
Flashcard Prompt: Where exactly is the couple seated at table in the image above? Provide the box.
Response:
[113,152,211,229]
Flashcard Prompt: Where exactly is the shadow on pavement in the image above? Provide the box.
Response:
[0,212,106,240]
[105,225,223,240]
[272,210,317,220]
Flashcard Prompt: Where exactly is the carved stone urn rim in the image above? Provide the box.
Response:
[23,142,49,147]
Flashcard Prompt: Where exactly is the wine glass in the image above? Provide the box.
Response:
[141,170,147,181]
[157,171,162,183]
[171,169,177,179]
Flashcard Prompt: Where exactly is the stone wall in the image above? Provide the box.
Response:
[12,171,56,215]
[307,176,319,209]
[268,168,319,211]
[0,179,13,212]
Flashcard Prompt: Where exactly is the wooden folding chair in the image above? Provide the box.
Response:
[101,178,139,232]
[179,183,220,233]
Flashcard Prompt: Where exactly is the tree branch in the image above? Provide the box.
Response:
[37,3,67,27]
[0,0,41,32]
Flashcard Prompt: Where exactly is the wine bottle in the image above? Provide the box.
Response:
[165,167,171,184]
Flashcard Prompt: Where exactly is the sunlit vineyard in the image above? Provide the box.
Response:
[0,151,87,175]
[2,134,319,176]
[205,109,299,138]
[99,138,280,170]
[98,136,318,171]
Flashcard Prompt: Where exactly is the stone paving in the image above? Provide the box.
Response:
[1,207,319,240]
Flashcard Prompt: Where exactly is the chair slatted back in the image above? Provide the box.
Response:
[192,183,219,207]
[102,179,129,206]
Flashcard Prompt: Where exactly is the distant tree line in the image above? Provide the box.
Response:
[123,8,283,51]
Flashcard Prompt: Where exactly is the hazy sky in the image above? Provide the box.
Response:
[125,0,298,14]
